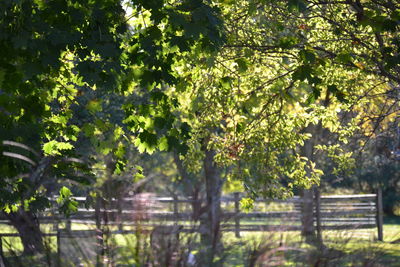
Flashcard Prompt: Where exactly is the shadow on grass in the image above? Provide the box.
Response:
[384,215,400,225]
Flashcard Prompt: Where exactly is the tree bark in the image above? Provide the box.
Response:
[300,90,333,247]
[300,124,321,246]
[5,208,44,255]
[173,151,202,220]
[2,157,52,255]
[198,147,224,267]
[300,188,318,244]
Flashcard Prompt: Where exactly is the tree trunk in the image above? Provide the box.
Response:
[299,82,334,247]
[5,208,44,255]
[173,151,203,221]
[300,188,318,244]
[198,147,224,267]
[300,124,320,246]
[3,156,52,255]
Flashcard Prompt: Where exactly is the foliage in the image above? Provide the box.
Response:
[0,0,225,211]
[166,0,399,200]
[1,0,400,213]
[56,186,78,217]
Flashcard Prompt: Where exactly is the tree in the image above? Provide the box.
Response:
[321,120,400,216]
[0,0,225,255]
[169,0,400,253]
[2,0,399,259]
[289,0,400,244]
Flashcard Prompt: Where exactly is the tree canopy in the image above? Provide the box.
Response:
[0,0,225,211]
[1,0,400,261]
[1,0,399,211]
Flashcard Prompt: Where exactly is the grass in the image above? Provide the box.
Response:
[221,223,400,266]
[1,216,400,266]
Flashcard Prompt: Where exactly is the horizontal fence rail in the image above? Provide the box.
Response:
[0,191,383,241]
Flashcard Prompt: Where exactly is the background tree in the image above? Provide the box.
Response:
[168,0,400,251]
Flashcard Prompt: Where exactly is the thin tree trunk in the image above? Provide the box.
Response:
[5,208,44,255]
[300,188,317,244]
[300,124,320,245]
[299,81,333,247]
[173,151,202,220]
[198,147,224,267]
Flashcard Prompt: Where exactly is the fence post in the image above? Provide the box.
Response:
[0,235,3,262]
[52,208,59,232]
[376,188,384,241]
[234,192,240,238]
[314,189,322,245]
[173,195,178,226]
[117,198,123,232]
[0,235,5,267]
[66,219,71,231]
[95,197,104,267]
[57,230,61,267]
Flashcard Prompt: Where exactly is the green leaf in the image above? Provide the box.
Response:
[327,84,338,94]
[328,84,347,103]
[292,65,313,82]
[235,58,248,73]
[154,117,167,130]
[306,87,321,104]
[115,143,126,159]
[82,123,96,137]
[114,160,125,175]
[4,205,11,214]
[299,49,316,64]
[59,186,72,198]
[43,141,73,155]
[134,172,145,182]
[139,131,158,147]
[86,99,102,114]
[336,52,352,64]
[288,0,307,12]
[57,142,74,151]
[180,122,191,139]
[220,76,233,89]
[278,36,298,48]
[135,130,158,154]
[57,186,78,217]
[240,198,254,211]
[159,136,169,151]
[43,140,58,155]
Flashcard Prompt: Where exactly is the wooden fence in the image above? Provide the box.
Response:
[0,191,384,258]
[0,191,383,237]
[0,140,384,244]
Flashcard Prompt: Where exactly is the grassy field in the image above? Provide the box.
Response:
[1,216,400,266]
[220,218,400,266]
